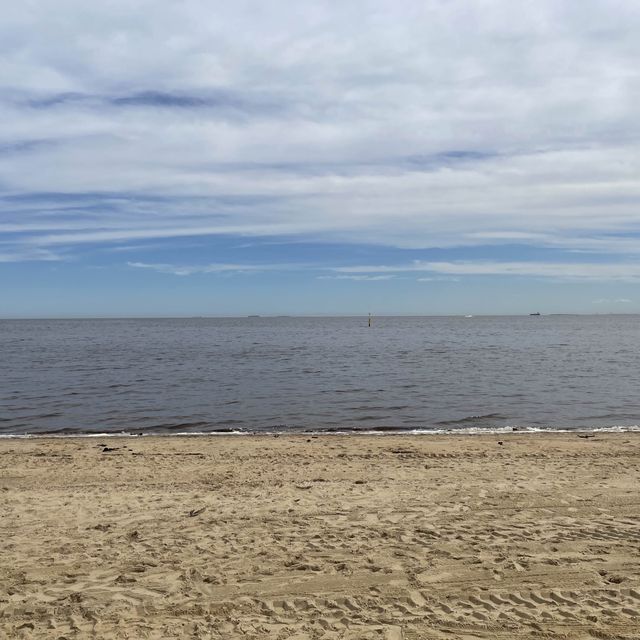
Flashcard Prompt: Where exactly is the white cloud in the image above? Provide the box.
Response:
[129,262,394,279]
[0,247,61,262]
[335,260,640,281]
[129,258,640,282]
[317,274,394,281]
[127,261,288,276]
[417,276,460,282]
[1,0,640,260]
[593,297,632,304]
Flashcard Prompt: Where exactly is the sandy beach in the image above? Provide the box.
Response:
[2,433,639,639]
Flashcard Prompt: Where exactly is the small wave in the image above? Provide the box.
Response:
[151,421,212,431]
[436,413,508,426]
[2,423,640,439]
[575,413,640,422]
[0,430,248,439]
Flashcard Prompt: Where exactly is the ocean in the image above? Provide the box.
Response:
[1,315,639,436]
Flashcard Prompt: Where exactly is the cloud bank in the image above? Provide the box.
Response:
[1,0,640,277]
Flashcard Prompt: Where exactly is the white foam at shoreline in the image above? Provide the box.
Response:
[2,424,640,438]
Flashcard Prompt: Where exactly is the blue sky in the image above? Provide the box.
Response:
[1,0,640,316]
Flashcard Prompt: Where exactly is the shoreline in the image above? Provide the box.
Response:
[3,432,639,638]
[2,423,640,438]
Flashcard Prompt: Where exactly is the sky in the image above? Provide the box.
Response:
[1,0,640,317]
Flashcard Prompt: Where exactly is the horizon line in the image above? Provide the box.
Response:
[1,312,638,321]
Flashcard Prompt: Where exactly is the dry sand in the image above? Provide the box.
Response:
[1,433,639,639]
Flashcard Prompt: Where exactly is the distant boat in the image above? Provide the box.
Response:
[464,315,473,318]
[529,312,541,316]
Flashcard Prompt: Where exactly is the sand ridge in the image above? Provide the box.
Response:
[1,433,640,638]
